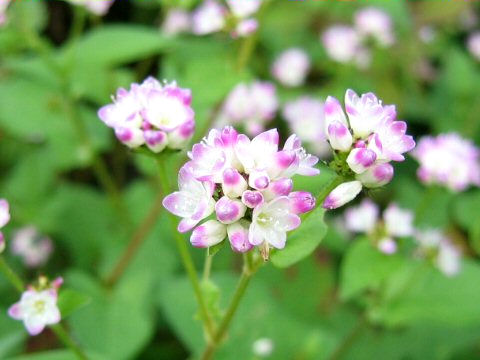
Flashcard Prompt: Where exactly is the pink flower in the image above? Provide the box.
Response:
[98,77,194,152]
[162,8,191,36]
[467,32,480,61]
[271,48,311,87]
[191,0,226,35]
[321,25,361,64]
[226,0,262,18]
[11,227,53,268]
[0,199,10,248]
[323,181,362,210]
[354,7,395,47]
[383,203,414,237]
[232,18,258,38]
[68,0,114,16]
[164,126,317,257]
[8,283,61,336]
[344,199,379,233]
[411,133,480,191]
[282,97,329,156]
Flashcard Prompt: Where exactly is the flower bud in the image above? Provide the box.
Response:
[241,190,264,208]
[356,163,394,188]
[190,220,226,248]
[0,233,4,254]
[289,191,315,214]
[346,148,377,174]
[324,96,348,128]
[167,120,195,149]
[144,130,168,153]
[114,127,145,148]
[248,170,270,190]
[222,168,248,198]
[323,180,362,210]
[227,220,253,253]
[327,121,352,152]
[263,178,293,201]
[377,237,397,255]
[215,196,247,224]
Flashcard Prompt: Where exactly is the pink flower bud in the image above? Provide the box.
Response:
[222,168,248,198]
[241,190,264,208]
[377,238,397,255]
[288,191,315,214]
[215,196,246,224]
[144,130,168,153]
[227,220,253,253]
[248,170,270,190]
[114,127,145,148]
[190,220,226,248]
[263,178,293,201]
[356,163,394,188]
[346,148,377,174]
[232,18,258,38]
[0,233,4,254]
[327,121,353,152]
[323,180,362,210]
[167,120,195,149]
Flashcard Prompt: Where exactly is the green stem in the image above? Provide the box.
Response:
[203,252,213,282]
[315,174,345,206]
[156,157,216,340]
[201,253,261,360]
[328,315,367,360]
[0,257,88,359]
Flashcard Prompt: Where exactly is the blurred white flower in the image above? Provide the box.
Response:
[252,337,274,357]
[162,8,190,36]
[11,226,53,268]
[271,48,311,87]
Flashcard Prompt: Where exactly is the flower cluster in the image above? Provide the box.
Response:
[216,81,278,136]
[11,226,53,268]
[8,277,62,336]
[322,89,415,210]
[414,229,461,277]
[412,133,480,191]
[190,0,261,38]
[344,199,414,254]
[98,77,195,153]
[282,96,329,157]
[271,48,311,87]
[321,7,394,68]
[163,126,319,259]
[0,199,10,252]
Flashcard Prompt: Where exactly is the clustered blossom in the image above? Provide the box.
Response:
[216,81,278,136]
[8,277,62,336]
[282,97,329,157]
[271,48,311,87]
[344,199,414,254]
[11,226,53,268]
[163,127,319,259]
[98,77,195,153]
[191,0,261,38]
[0,199,10,252]
[321,7,394,68]
[467,32,480,61]
[322,89,415,210]
[414,229,461,277]
[412,133,480,191]
[68,0,114,16]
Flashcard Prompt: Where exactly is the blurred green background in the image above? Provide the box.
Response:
[1,0,480,359]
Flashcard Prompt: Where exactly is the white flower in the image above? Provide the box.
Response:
[271,48,310,87]
[252,337,274,357]
[8,289,61,336]
[192,0,226,35]
[383,204,414,237]
[344,199,378,233]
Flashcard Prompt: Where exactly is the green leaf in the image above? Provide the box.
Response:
[453,190,480,254]
[271,206,328,268]
[340,239,405,300]
[57,289,91,319]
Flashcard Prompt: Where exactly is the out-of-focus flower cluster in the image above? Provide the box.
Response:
[216,81,278,136]
[344,199,414,254]
[322,89,415,210]
[98,77,195,153]
[163,126,319,259]
[163,0,262,38]
[321,7,394,68]
[271,48,311,87]
[412,133,480,192]
[8,276,62,336]
[11,226,53,268]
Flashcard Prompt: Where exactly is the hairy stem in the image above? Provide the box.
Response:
[156,157,216,340]
[0,257,88,359]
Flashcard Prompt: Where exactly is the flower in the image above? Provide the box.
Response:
[8,278,62,336]
[467,32,480,61]
[226,0,262,18]
[68,0,114,15]
[232,18,258,38]
[282,97,330,157]
[0,199,10,248]
[216,81,278,136]
[354,7,394,47]
[252,338,274,357]
[98,77,195,152]
[322,89,415,209]
[411,133,480,191]
[0,0,10,25]
[163,127,318,259]
[414,229,461,277]
[321,25,364,64]
[191,0,226,35]
[271,48,311,87]
[11,226,53,268]
[162,8,190,36]
[344,200,414,254]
